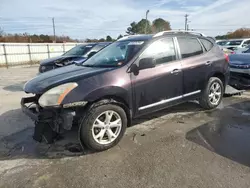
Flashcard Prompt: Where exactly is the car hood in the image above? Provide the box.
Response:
[40,56,84,66]
[229,54,250,69]
[24,64,113,94]
[229,54,250,64]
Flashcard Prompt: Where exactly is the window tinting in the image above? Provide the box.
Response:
[227,40,243,46]
[141,38,176,65]
[91,44,107,51]
[243,40,250,45]
[200,38,213,51]
[178,37,203,59]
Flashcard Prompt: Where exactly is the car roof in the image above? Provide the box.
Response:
[118,32,212,42]
[118,34,153,41]
[78,42,111,47]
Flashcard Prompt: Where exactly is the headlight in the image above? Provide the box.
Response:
[38,83,78,107]
[40,66,46,72]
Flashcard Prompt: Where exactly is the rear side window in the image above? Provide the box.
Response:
[141,38,176,65]
[200,38,214,51]
[178,37,203,59]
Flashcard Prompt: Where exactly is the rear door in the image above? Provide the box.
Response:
[177,36,212,95]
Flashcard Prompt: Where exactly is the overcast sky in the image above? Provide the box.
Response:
[0,0,250,39]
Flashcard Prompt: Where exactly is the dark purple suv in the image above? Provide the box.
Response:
[21,31,230,151]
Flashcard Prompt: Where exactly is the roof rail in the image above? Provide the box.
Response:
[153,30,207,37]
[117,34,148,41]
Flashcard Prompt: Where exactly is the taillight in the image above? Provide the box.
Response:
[224,53,229,63]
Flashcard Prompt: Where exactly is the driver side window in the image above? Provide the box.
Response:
[140,38,176,65]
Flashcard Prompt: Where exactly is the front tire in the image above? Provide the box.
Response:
[79,103,127,151]
[199,77,224,110]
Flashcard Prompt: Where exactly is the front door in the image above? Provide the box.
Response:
[131,37,183,116]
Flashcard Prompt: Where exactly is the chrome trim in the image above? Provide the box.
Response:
[139,90,201,110]
[183,90,201,97]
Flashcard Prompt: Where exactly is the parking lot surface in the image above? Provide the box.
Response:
[1,67,250,188]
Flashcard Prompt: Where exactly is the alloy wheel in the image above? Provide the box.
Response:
[92,110,122,145]
[208,82,222,105]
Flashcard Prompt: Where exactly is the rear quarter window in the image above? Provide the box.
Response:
[200,38,214,51]
[177,37,203,59]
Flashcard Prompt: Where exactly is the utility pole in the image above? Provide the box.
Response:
[145,10,150,34]
[52,17,56,43]
[184,14,189,31]
[187,21,191,31]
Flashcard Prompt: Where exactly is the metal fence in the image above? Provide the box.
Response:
[0,43,85,67]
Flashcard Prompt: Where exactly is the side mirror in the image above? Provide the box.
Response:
[87,51,97,58]
[139,58,156,70]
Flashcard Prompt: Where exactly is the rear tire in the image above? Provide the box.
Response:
[79,103,127,152]
[199,77,224,110]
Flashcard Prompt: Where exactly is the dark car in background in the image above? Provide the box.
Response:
[21,31,229,152]
[39,42,111,73]
[229,54,250,89]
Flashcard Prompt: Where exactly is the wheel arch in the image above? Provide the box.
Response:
[86,95,132,127]
[207,71,226,91]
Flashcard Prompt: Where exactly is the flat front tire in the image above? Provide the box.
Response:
[79,103,127,151]
[199,77,224,110]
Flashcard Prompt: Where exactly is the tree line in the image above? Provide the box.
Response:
[0,18,171,43]
[215,28,250,40]
[0,29,79,43]
[1,18,250,43]
[86,18,171,42]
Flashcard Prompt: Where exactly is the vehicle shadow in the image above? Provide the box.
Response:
[186,100,250,167]
[3,81,26,92]
[1,99,250,162]
[0,101,202,160]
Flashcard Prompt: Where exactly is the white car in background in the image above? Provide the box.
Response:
[216,40,228,46]
[223,38,250,51]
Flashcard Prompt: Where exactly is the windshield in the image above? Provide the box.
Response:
[82,40,146,67]
[63,45,93,56]
[226,40,243,46]
[217,41,228,46]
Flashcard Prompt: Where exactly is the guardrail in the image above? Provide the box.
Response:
[0,43,84,67]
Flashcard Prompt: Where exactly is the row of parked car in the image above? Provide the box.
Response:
[216,39,250,89]
[216,38,250,52]
[22,31,244,152]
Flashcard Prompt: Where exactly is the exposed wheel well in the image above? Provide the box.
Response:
[212,72,225,86]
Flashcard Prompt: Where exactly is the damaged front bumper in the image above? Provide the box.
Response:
[21,96,77,144]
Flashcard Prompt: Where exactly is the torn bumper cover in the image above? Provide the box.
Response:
[21,96,75,144]
[229,71,250,89]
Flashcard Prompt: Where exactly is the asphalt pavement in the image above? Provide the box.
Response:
[0,67,250,188]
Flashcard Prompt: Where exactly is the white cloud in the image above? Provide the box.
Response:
[0,0,250,38]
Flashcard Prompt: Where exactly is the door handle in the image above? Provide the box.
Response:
[205,61,212,66]
[171,69,181,74]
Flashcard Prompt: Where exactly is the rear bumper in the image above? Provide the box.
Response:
[229,71,250,89]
